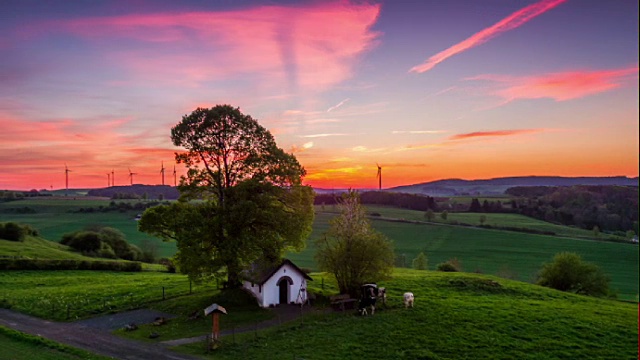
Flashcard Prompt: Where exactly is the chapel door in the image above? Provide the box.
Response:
[278,278,289,304]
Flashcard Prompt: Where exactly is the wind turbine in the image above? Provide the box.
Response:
[65,164,71,196]
[376,163,382,190]
[107,172,111,187]
[173,165,177,187]
[128,167,137,186]
[112,169,115,186]
[160,161,165,185]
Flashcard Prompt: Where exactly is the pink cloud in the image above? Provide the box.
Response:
[410,0,566,73]
[448,129,544,141]
[0,114,185,189]
[33,2,380,91]
[468,66,639,102]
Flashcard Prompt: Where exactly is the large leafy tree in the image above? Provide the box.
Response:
[139,105,314,286]
[315,190,394,297]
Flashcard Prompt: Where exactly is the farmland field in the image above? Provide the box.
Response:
[3,198,638,300]
[0,271,216,321]
[289,211,639,300]
[176,269,639,359]
[0,199,175,257]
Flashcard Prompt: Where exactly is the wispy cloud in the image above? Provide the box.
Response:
[467,66,639,102]
[352,146,387,153]
[33,2,381,91]
[301,133,348,138]
[448,129,544,141]
[392,130,447,134]
[409,0,566,73]
[327,98,350,112]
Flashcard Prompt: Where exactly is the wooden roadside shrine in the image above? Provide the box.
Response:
[204,303,227,348]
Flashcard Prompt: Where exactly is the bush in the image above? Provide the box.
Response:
[537,252,610,297]
[0,259,142,271]
[412,252,428,270]
[437,258,462,272]
[0,222,26,241]
[436,262,458,272]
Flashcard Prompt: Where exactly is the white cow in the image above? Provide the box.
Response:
[403,292,414,308]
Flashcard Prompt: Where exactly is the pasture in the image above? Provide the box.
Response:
[2,198,638,300]
[176,269,639,359]
[289,211,639,300]
[0,271,215,321]
[0,198,175,257]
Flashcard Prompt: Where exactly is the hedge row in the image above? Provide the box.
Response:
[0,259,142,271]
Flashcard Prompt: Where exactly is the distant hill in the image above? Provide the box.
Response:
[389,176,639,196]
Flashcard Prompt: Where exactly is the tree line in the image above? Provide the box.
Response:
[315,191,438,212]
[505,185,638,233]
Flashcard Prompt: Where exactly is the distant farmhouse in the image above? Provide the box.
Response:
[242,259,312,308]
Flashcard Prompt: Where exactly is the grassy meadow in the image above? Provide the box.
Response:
[175,269,639,359]
[289,211,639,300]
[0,198,176,257]
[0,236,99,260]
[2,198,638,300]
[0,271,216,321]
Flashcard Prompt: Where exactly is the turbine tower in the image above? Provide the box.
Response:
[160,161,166,185]
[65,164,71,196]
[128,167,137,186]
[376,163,382,190]
[107,173,111,187]
[112,169,115,186]
[173,165,177,187]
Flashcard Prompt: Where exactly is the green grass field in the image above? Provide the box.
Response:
[175,269,639,359]
[0,199,176,257]
[0,236,98,260]
[327,205,601,239]
[289,211,639,300]
[0,326,109,360]
[0,271,216,321]
[3,198,638,300]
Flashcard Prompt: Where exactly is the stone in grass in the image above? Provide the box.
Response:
[123,323,138,331]
[152,317,167,326]
[149,332,160,339]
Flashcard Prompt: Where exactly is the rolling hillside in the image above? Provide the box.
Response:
[389,176,639,196]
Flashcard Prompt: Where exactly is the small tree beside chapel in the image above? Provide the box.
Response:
[139,105,314,287]
[315,190,394,297]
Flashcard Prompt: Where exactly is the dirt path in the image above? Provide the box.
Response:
[0,305,332,358]
[0,309,200,360]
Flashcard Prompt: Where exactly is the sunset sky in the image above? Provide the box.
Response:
[1,0,638,190]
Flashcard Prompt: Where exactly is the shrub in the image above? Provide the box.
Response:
[412,252,428,270]
[536,252,610,297]
[0,222,26,241]
[0,259,142,271]
[436,262,458,272]
[437,258,462,272]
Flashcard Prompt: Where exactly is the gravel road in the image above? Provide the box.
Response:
[0,309,200,360]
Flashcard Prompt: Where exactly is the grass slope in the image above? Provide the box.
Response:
[176,269,639,359]
[0,199,175,257]
[0,326,110,360]
[0,236,99,260]
[358,205,599,239]
[288,212,639,300]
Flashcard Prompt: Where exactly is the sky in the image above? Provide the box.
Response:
[1,0,638,190]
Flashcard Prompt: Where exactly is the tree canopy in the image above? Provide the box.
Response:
[139,105,314,286]
[315,190,394,297]
[536,252,610,297]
